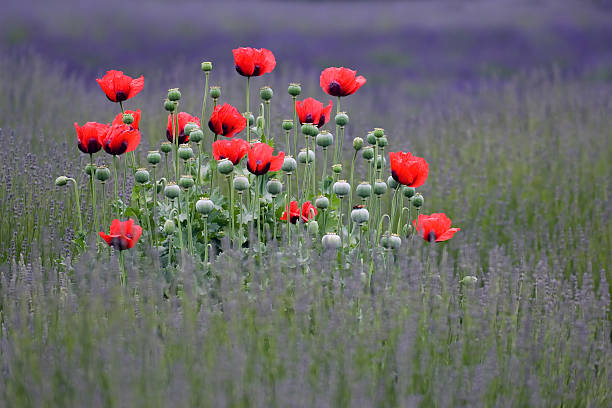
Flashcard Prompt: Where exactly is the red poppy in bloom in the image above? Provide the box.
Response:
[320,67,366,97]
[101,124,141,156]
[96,70,144,103]
[99,218,142,250]
[212,138,250,165]
[413,213,460,243]
[295,98,333,128]
[74,121,109,154]
[208,103,246,138]
[389,151,429,188]
[112,109,141,129]
[281,201,317,224]
[232,47,276,77]
[246,143,285,176]
[166,112,201,144]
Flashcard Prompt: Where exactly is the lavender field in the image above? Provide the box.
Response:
[1,1,611,406]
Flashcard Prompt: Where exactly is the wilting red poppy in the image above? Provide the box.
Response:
[320,67,366,97]
[295,98,333,128]
[232,47,276,77]
[112,109,141,129]
[74,121,109,154]
[166,112,201,144]
[246,143,285,176]
[413,213,460,243]
[281,201,317,224]
[99,218,142,250]
[208,103,246,138]
[389,151,429,188]
[101,124,141,156]
[212,138,250,165]
[96,70,144,103]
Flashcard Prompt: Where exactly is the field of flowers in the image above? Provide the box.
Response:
[1,1,611,406]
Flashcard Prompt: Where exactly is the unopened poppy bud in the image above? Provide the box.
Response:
[196,198,214,215]
[163,219,175,235]
[333,180,350,197]
[260,86,273,101]
[288,82,301,97]
[316,131,333,148]
[356,182,372,198]
[217,159,234,175]
[160,141,172,154]
[164,183,180,199]
[403,224,414,237]
[85,163,96,176]
[164,99,175,112]
[412,193,424,208]
[332,163,342,174]
[307,220,319,235]
[233,176,250,192]
[315,196,329,209]
[301,123,317,137]
[403,186,416,198]
[201,61,213,72]
[179,175,194,189]
[353,137,363,151]
[282,119,293,131]
[351,206,369,225]
[373,180,387,196]
[256,115,265,128]
[244,112,255,126]
[95,166,110,182]
[375,155,385,169]
[387,176,399,189]
[210,86,221,99]
[266,178,282,196]
[461,276,478,285]
[156,180,164,194]
[135,168,150,184]
[147,150,161,165]
[183,122,199,136]
[282,156,297,173]
[377,136,388,147]
[362,147,374,160]
[335,112,349,127]
[178,144,193,161]
[189,129,203,143]
[167,88,181,102]
[55,176,68,187]
[373,128,384,138]
[122,113,134,125]
[322,233,341,249]
[297,149,314,164]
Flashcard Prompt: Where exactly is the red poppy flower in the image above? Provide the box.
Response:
[389,151,429,188]
[208,103,246,138]
[281,201,317,224]
[413,213,460,243]
[212,138,250,165]
[295,98,333,128]
[99,218,142,250]
[232,47,276,77]
[112,109,141,130]
[96,70,144,103]
[166,112,201,144]
[246,143,285,176]
[320,67,366,97]
[74,121,109,154]
[101,124,141,156]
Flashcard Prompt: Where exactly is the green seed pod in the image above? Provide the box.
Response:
[366,132,376,145]
[301,123,317,137]
[260,86,273,101]
[373,180,387,196]
[189,129,203,143]
[403,186,416,198]
[122,113,134,125]
[217,159,234,175]
[135,168,150,184]
[332,163,342,174]
[163,219,176,235]
[362,147,374,160]
[387,176,399,190]
[201,61,213,72]
[333,180,350,197]
[282,156,297,173]
[210,86,221,99]
[282,119,293,131]
[183,122,199,137]
[382,233,401,249]
[460,276,478,285]
[375,155,385,169]
[351,206,369,225]
[322,233,341,249]
[315,196,329,209]
[178,144,193,161]
[164,99,175,112]
[147,150,161,165]
[164,183,180,199]
[266,178,283,196]
[335,112,349,127]
[353,137,363,151]
[412,193,424,208]
[244,112,254,126]
[288,82,301,97]
[160,141,172,154]
[355,182,372,198]
[179,175,194,190]
[95,166,111,182]
[233,176,250,192]
[297,149,314,164]
[167,88,181,102]
[377,136,388,147]
[196,198,214,215]
[373,128,384,138]
[307,220,319,235]
[156,180,164,194]
[84,163,96,176]
[55,176,68,187]
[316,131,333,148]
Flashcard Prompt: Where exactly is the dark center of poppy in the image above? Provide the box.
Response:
[317,115,326,128]
[391,170,401,184]
[327,81,342,97]
[256,160,262,165]
[222,124,229,135]
[253,64,261,76]
[110,236,129,250]
[427,231,437,242]
[305,113,313,123]
[115,91,128,102]
[107,140,128,156]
